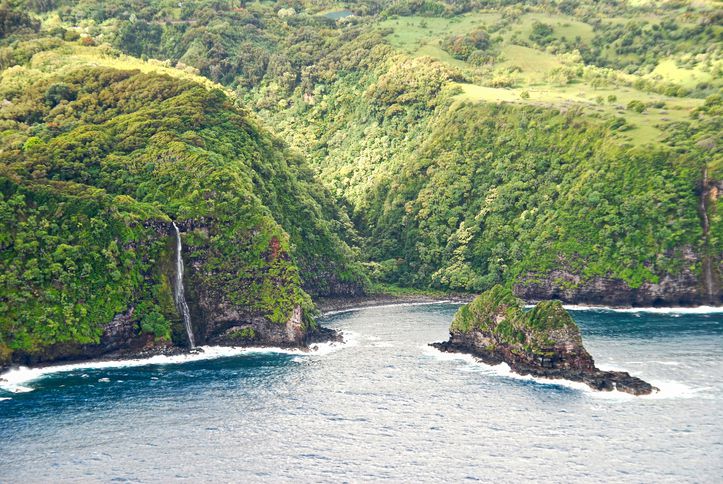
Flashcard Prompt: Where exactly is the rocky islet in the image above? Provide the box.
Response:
[432,286,658,396]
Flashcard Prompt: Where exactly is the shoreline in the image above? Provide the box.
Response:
[424,344,691,400]
[0,338,350,393]
[3,295,720,381]
[316,293,723,316]
[0,326,344,380]
[315,293,474,316]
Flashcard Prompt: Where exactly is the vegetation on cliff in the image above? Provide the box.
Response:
[440,285,656,394]
[451,285,578,356]
[0,0,720,365]
[5,0,718,301]
[0,39,365,363]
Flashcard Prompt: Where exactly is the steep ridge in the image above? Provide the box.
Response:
[10,0,718,306]
[0,52,364,370]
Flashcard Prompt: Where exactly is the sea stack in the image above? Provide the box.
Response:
[431,286,658,396]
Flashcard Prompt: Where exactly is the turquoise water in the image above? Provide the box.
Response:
[1,304,722,482]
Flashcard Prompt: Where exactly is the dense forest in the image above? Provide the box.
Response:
[0,19,365,362]
[0,0,721,364]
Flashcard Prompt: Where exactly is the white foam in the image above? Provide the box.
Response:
[0,341,352,393]
[558,304,723,315]
[327,301,721,316]
[0,397,11,401]
[308,332,357,356]
[324,300,723,316]
[646,380,709,400]
[421,345,480,365]
[427,347,703,400]
[322,300,456,317]
[480,361,605,394]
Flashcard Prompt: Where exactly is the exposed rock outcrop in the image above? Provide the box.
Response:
[513,255,721,307]
[0,220,343,373]
[178,221,341,348]
[1,309,181,373]
[431,286,658,395]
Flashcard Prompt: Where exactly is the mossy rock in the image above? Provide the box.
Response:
[227,327,257,342]
[451,285,583,355]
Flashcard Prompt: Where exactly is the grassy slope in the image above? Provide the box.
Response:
[378,10,716,147]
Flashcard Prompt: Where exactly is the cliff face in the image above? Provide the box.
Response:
[0,66,362,372]
[0,219,338,374]
[2,310,178,372]
[432,286,657,395]
[513,264,720,307]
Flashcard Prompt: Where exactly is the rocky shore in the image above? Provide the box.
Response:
[315,293,473,315]
[431,286,658,396]
[4,285,716,377]
[0,308,343,375]
[513,266,720,307]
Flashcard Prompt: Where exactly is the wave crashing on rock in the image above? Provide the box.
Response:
[431,286,658,396]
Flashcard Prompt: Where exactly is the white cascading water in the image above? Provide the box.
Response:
[172,222,195,347]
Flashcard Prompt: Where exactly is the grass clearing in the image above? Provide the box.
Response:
[502,13,596,44]
[454,81,703,146]
[647,58,718,88]
[496,44,562,83]
[379,10,711,149]
[25,44,228,93]
[379,12,501,56]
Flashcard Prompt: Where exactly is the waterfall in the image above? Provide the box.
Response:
[699,167,715,303]
[173,222,195,348]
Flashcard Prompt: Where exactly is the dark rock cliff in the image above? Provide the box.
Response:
[2,309,181,372]
[0,219,341,373]
[514,170,722,308]
[513,266,719,307]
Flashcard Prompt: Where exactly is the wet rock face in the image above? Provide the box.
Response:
[1,217,345,372]
[183,274,309,348]
[3,309,173,372]
[431,286,658,396]
[175,220,351,348]
[513,267,719,307]
[200,303,307,348]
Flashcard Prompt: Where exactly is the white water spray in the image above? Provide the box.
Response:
[173,222,195,347]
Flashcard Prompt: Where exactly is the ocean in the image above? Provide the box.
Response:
[1,303,721,482]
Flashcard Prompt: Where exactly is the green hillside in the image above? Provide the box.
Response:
[0,0,721,363]
[0,28,365,362]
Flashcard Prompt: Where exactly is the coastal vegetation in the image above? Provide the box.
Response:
[0,0,720,362]
[450,285,578,355]
[0,37,364,362]
[436,285,658,395]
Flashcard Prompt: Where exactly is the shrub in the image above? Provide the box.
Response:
[627,100,647,113]
[442,28,496,62]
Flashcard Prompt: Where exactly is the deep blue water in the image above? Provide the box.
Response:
[1,304,722,482]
